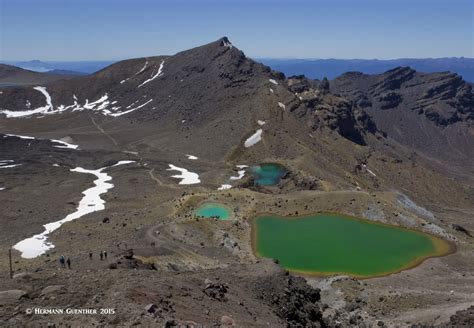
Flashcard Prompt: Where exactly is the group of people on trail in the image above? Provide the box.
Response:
[59,255,71,269]
[89,250,107,260]
[59,250,110,268]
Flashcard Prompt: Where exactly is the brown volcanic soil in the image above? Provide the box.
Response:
[0,38,473,327]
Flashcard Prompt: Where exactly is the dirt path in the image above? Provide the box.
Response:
[148,168,164,186]
[89,114,119,147]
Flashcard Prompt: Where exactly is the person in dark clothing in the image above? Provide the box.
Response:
[103,250,107,259]
[99,251,103,261]
[59,255,65,268]
[66,257,71,269]
[89,251,93,259]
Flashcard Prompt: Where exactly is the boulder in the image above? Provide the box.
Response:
[41,285,65,295]
[145,303,157,314]
[12,272,34,281]
[123,248,134,259]
[220,315,236,326]
[0,289,27,305]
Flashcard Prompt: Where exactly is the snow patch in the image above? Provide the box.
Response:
[51,139,79,150]
[366,168,377,177]
[0,159,21,168]
[244,129,263,148]
[35,86,53,110]
[83,94,110,111]
[230,169,246,180]
[0,88,149,118]
[111,160,136,167]
[269,79,278,85]
[138,60,165,88]
[361,164,377,177]
[135,59,149,75]
[13,161,135,258]
[109,99,153,117]
[167,164,200,185]
[218,184,232,190]
[278,102,286,110]
[0,86,53,118]
[186,154,198,160]
[3,133,79,150]
[222,39,233,49]
[257,120,266,126]
[3,134,35,140]
[121,59,149,84]
[0,164,21,169]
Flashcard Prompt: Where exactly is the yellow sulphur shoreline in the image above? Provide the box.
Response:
[251,212,455,279]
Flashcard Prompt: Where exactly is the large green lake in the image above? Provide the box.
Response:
[250,163,287,186]
[253,213,452,277]
[195,203,231,220]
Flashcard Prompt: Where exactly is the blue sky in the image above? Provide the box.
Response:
[0,0,472,61]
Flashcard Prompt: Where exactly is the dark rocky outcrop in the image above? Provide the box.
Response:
[287,75,379,145]
[332,66,473,126]
[378,92,402,109]
[331,66,474,166]
[442,305,474,327]
[254,275,325,327]
[202,278,228,302]
[451,224,472,237]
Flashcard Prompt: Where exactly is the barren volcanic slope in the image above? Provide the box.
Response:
[330,67,474,177]
[0,38,473,327]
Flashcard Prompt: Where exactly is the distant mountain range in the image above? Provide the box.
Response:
[258,57,474,83]
[0,60,114,75]
[3,57,473,83]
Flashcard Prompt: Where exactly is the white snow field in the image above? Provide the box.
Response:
[244,129,263,148]
[167,164,201,185]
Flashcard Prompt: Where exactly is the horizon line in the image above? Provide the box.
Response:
[1,56,473,63]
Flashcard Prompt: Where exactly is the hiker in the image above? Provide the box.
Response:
[66,257,71,269]
[89,251,93,260]
[99,251,103,261]
[103,250,107,259]
[59,255,65,268]
[151,241,155,247]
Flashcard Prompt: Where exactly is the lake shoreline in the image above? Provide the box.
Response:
[251,211,456,279]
